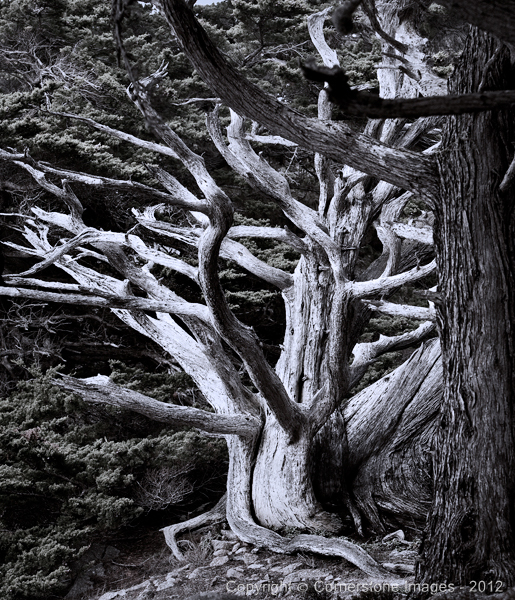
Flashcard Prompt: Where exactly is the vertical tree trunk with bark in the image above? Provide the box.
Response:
[420,29,515,585]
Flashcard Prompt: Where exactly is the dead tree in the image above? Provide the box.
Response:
[149,0,515,586]
[0,2,444,577]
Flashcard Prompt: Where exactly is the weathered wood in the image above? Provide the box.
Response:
[421,29,515,585]
[156,0,439,199]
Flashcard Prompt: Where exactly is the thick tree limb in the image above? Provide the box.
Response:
[364,299,436,321]
[392,222,433,245]
[350,321,437,386]
[350,259,436,298]
[0,286,211,321]
[156,0,438,198]
[302,62,515,118]
[54,374,259,437]
[346,339,442,530]
[195,169,305,438]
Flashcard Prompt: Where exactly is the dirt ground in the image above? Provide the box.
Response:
[79,525,419,600]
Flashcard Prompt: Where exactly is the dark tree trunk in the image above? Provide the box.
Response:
[420,29,515,585]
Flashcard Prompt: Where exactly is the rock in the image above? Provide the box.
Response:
[233,546,247,555]
[231,543,241,553]
[248,563,265,569]
[213,548,229,557]
[210,555,230,567]
[103,545,121,561]
[98,580,149,600]
[98,593,123,600]
[221,529,238,541]
[241,553,258,565]
[188,566,213,579]
[66,563,105,599]
[382,562,416,574]
[382,529,405,543]
[212,540,233,552]
[155,573,177,591]
[226,567,244,579]
[283,569,331,584]
[279,561,304,575]
[170,564,190,577]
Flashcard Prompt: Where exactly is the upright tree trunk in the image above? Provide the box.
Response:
[420,30,515,585]
[252,414,342,534]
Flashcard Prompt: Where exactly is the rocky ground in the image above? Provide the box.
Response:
[68,526,419,600]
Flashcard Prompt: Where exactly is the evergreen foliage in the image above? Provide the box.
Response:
[0,368,227,600]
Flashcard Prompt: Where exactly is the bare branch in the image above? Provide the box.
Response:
[54,374,260,437]
[157,0,438,198]
[2,277,83,292]
[364,299,436,321]
[309,8,339,68]
[302,61,515,118]
[392,222,433,245]
[23,207,199,282]
[375,223,401,278]
[132,210,294,289]
[0,285,211,321]
[350,259,436,298]
[162,494,227,561]
[0,150,206,212]
[107,55,304,435]
[207,108,340,264]
[39,108,183,160]
[244,133,297,147]
[350,320,437,386]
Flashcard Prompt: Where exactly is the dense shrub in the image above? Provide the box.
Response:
[0,367,227,600]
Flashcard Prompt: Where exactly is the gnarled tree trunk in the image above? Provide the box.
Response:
[420,29,515,585]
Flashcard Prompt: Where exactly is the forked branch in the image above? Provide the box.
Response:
[55,375,260,437]
[154,0,438,198]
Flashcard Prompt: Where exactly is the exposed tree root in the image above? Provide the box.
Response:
[161,451,389,577]
[161,494,227,561]
[228,509,390,578]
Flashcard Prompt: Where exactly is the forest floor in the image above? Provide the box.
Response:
[73,524,419,600]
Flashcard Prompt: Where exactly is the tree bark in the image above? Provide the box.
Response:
[252,413,342,534]
[420,29,515,586]
[315,339,442,533]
